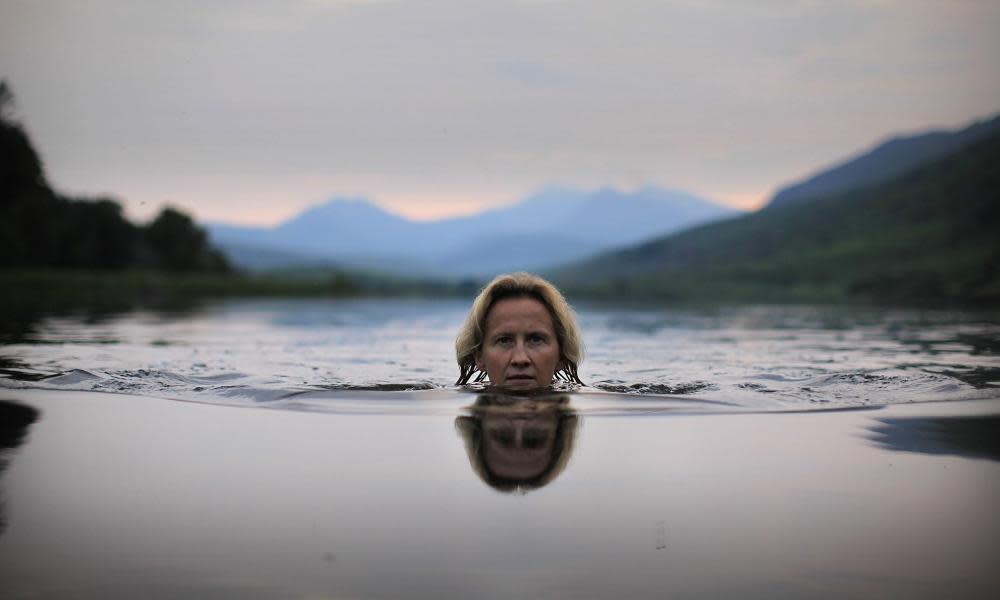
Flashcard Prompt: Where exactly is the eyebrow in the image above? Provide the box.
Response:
[491,330,550,338]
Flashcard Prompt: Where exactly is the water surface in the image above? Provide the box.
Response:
[1,298,998,413]
[1,390,998,599]
[1,298,999,599]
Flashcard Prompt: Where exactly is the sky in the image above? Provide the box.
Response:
[1,0,998,225]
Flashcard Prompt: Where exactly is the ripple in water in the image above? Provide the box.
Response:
[1,298,998,414]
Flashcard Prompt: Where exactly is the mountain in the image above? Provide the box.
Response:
[552,130,1000,304]
[767,114,1000,209]
[274,198,418,256]
[207,186,739,277]
[208,198,417,259]
[436,186,735,248]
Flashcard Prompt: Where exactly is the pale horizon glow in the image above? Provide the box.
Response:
[1,1,998,226]
[378,191,518,223]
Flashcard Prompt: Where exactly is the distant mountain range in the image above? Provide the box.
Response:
[208,110,1000,303]
[207,186,739,277]
[552,117,1000,304]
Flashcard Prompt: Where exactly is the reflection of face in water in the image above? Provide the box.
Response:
[455,394,579,493]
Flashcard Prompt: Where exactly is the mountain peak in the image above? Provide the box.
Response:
[277,196,411,230]
[209,183,737,277]
[293,196,392,218]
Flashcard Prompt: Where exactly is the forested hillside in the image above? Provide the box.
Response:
[768,114,1000,209]
[553,131,1000,304]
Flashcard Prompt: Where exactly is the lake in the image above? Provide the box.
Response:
[1,298,999,598]
[3,298,999,410]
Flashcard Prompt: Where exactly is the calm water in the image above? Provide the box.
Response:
[2,298,1000,599]
[1,298,999,412]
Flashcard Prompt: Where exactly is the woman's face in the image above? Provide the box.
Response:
[481,400,559,480]
[477,297,562,390]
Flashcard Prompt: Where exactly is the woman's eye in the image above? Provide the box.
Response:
[490,428,515,447]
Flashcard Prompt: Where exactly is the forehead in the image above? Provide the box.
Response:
[484,297,555,332]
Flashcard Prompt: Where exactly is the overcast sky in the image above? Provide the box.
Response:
[2,0,998,225]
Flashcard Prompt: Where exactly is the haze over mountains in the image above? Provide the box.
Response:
[207,186,739,277]
[206,110,1000,303]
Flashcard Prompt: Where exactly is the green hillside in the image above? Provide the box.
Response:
[767,114,1000,208]
[552,132,1000,304]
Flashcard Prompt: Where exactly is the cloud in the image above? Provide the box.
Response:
[0,0,997,223]
[494,61,567,86]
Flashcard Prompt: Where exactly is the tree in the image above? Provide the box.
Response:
[1,79,56,266]
[1,81,230,273]
[142,207,230,272]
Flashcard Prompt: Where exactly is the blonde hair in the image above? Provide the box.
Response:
[455,272,584,385]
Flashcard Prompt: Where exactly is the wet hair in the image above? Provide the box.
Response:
[455,272,584,385]
[455,394,580,493]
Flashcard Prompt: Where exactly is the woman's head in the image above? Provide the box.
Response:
[456,272,583,388]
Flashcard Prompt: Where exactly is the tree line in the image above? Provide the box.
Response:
[0,81,230,273]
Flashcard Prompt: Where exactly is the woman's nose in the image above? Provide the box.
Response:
[511,343,530,365]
